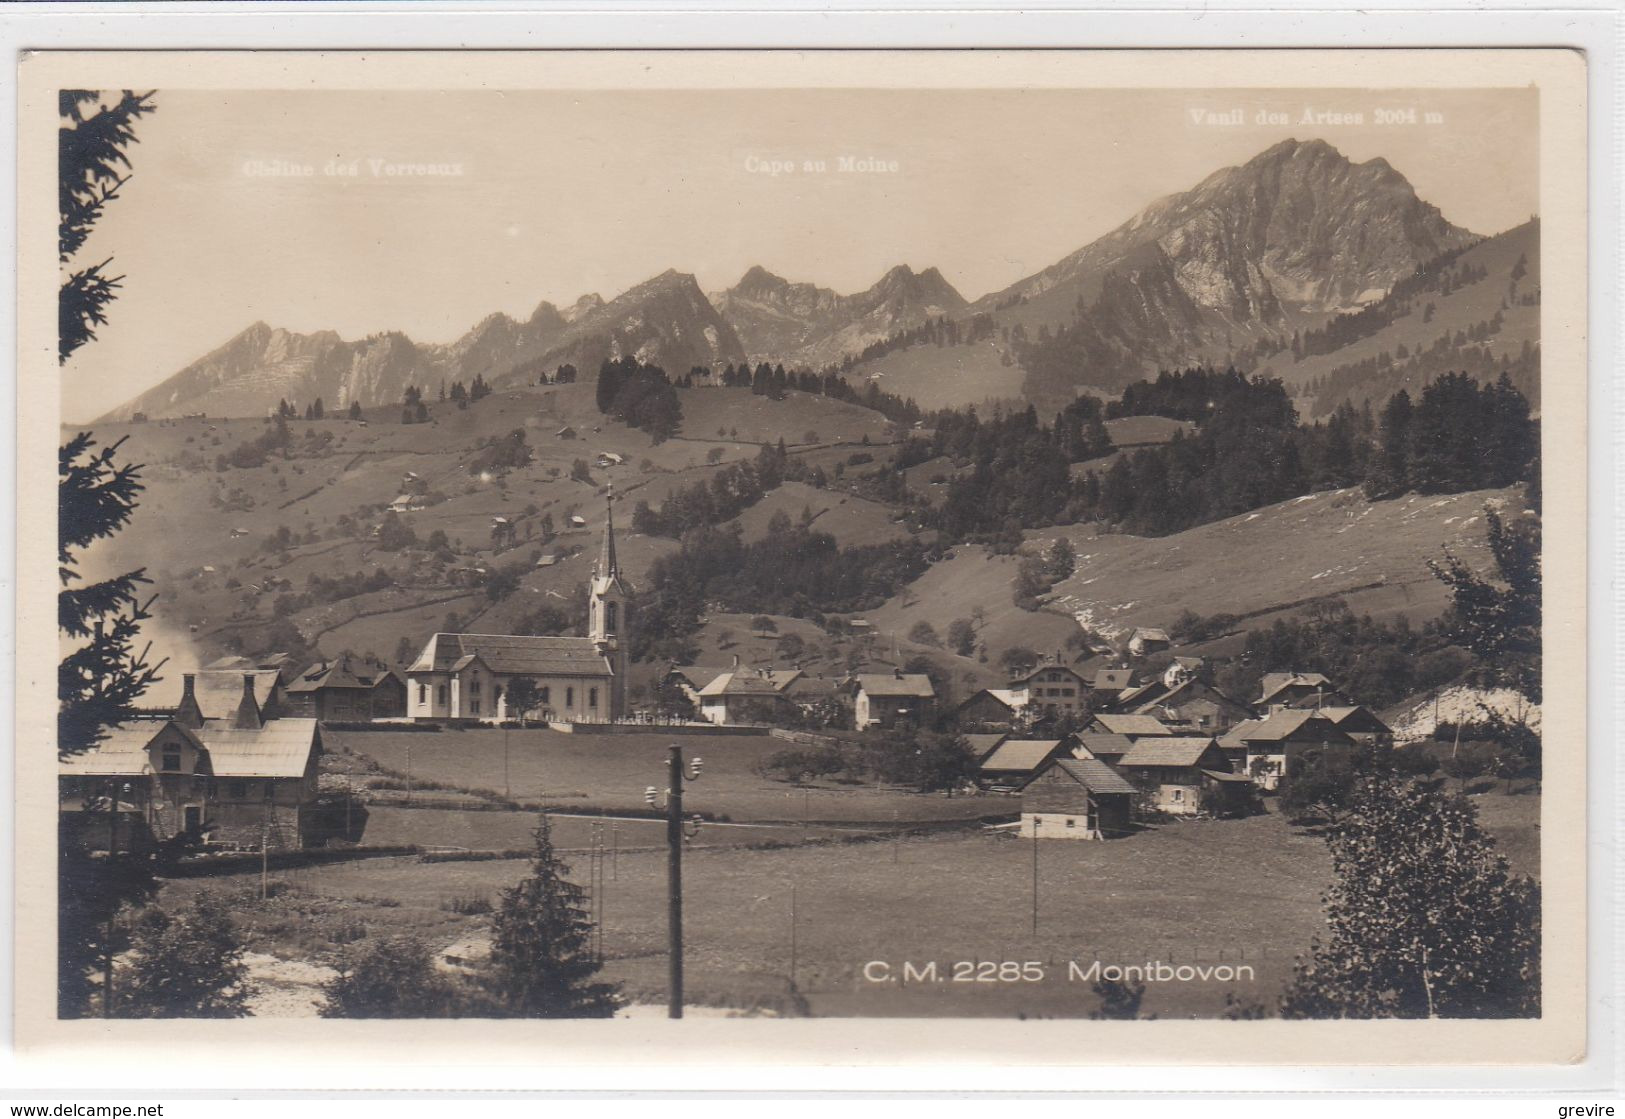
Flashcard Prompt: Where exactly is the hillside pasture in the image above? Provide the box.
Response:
[676,386,893,446]
[864,545,1086,668]
[845,340,1026,411]
[727,481,911,547]
[1043,485,1518,643]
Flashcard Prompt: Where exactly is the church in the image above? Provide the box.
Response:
[405,496,631,724]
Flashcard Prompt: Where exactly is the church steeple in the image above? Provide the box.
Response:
[597,485,619,581]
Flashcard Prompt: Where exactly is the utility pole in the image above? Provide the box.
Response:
[504,726,511,800]
[789,882,798,990]
[666,745,684,1020]
[103,781,118,1018]
[647,745,702,1020]
[1030,815,1041,936]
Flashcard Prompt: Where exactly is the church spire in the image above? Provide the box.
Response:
[599,485,619,580]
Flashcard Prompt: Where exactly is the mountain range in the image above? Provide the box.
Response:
[102,138,1525,423]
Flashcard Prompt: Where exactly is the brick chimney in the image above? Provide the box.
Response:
[233,673,263,730]
[175,674,204,729]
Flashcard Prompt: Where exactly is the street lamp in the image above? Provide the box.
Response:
[644,746,703,1018]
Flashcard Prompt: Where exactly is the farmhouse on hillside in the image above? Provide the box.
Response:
[1113,735,1238,816]
[59,673,324,851]
[851,672,937,730]
[1218,710,1357,789]
[1021,757,1136,840]
[406,497,630,723]
[283,655,407,722]
[1128,627,1171,657]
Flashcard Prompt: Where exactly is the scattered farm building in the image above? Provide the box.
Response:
[1114,735,1238,816]
[956,688,1024,729]
[698,668,804,725]
[283,655,407,722]
[1218,710,1357,789]
[977,736,1080,790]
[1317,705,1393,742]
[1021,757,1136,840]
[851,672,937,730]
[1256,672,1351,712]
[1127,678,1254,735]
[1088,713,1173,739]
[1128,627,1171,657]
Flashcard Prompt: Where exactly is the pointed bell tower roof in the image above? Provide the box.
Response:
[599,484,619,580]
[592,485,629,595]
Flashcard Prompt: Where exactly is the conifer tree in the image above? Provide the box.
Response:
[59,90,157,362]
[484,817,622,1017]
[116,890,254,1018]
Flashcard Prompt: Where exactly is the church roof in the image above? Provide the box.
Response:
[410,633,612,678]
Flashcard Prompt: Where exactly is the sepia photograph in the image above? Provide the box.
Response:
[16,48,1587,1061]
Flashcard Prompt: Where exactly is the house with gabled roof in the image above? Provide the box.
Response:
[1006,657,1090,719]
[1073,731,1134,765]
[1088,713,1173,739]
[1218,710,1357,789]
[956,688,1024,730]
[1114,735,1240,816]
[407,495,630,723]
[698,667,804,725]
[1257,672,1351,713]
[964,732,1010,764]
[1022,757,1136,839]
[59,672,324,850]
[284,655,407,722]
[977,736,1080,789]
[663,664,732,709]
[852,671,936,730]
[1128,627,1171,657]
[1129,678,1254,735]
[1316,705,1393,743]
[1089,667,1137,701]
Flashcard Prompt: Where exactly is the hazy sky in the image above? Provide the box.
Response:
[61,86,1537,418]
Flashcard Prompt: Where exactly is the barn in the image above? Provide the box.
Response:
[1021,757,1136,840]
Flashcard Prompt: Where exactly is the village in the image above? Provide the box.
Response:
[55,491,1491,1021]
[60,503,1402,855]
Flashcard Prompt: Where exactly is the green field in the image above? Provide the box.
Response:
[166,786,1538,1017]
[328,729,1013,825]
[355,804,870,851]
